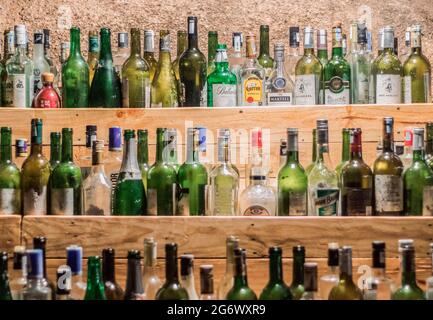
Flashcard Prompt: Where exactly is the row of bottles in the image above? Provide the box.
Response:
[1,236,432,300]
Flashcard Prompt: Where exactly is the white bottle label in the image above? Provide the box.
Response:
[374,175,403,213]
[356,72,370,103]
[23,187,47,215]
[212,84,236,107]
[267,92,293,106]
[324,76,350,105]
[294,74,316,105]
[51,188,74,215]
[376,74,401,104]
[0,188,21,215]
[8,74,28,108]
[404,76,412,103]
[423,186,433,216]
[34,68,43,96]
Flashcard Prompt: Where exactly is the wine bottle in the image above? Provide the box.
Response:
[101,248,124,300]
[335,128,350,181]
[142,238,162,300]
[257,25,274,85]
[84,256,107,300]
[9,246,26,300]
[143,30,158,82]
[124,250,145,300]
[172,30,187,82]
[289,245,305,300]
[217,235,239,299]
[226,248,257,300]
[180,254,199,300]
[0,252,12,300]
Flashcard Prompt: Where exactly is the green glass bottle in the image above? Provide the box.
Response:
[84,256,107,300]
[341,129,373,216]
[257,25,275,84]
[50,128,82,215]
[179,17,207,107]
[177,128,208,216]
[207,31,218,75]
[403,25,431,103]
[62,27,89,108]
[289,245,305,300]
[373,117,404,216]
[156,243,189,300]
[207,44,237,107]
[329,246,363,300]
[278,128,307,216]
[137,129,149,192]
[89,28,122,107]
[173,30,188,82]
[22,119,51,215]
[323,25,351,104]
[0,127,21,215]
[49,132,61,169]
[147,128,178,216]
[88,30,99,86]
[426,122,433,169]
[317,29,328,67]
[403,127,433,215]
[259,247,292,300]
[226,248,257,300]
[122,28,150,108]
[0,252,12,300]
[113,129,146,215]
[143,30,158,82]
[335,128,350,181]
[151,30,180,108]
[305,129,316,175]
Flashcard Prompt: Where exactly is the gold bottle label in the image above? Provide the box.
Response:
[243,77,263,105]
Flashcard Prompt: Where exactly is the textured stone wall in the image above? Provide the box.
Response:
[0,0,431,66]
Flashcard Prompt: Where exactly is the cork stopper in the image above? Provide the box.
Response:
[42,72,55,83]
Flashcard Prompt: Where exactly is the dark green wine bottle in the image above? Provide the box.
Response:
[226,248,257,300]
[259,247,292,300]
[89,28,122,107]
[84,256,107,300]
[124,250,145,300]
[425,122,433,169]
[156,243,189,300]
[0,252,12,300]
[102,248,124,300]
[49,132,61,169]
[289,245,305,300]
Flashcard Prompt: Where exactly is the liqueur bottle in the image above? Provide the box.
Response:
[32,30,50,97]
[207,31,218,75]
[32,73,61,108]
[257,25,275,85]
[87,30,100,85]
[267,43,294,105]
[21,249,51,300]
[289,245,305,300]
[226,248,257,300]
[319,243,339,299]
[66,245,87,299]
[143,30,158,82]
[300,263,321,300]
[200,265,215,300]
[180,254,199,300]
[101,248,124,300]
[84,256,107,300]
[217,236,239,300]
[172,30,187,82]
[137,129,149,191]
[124,250,145,300]
[285,26,301,85]
[142,238,162,300]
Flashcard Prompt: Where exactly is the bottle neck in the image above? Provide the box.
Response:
[286,132,299,163]
[166,250,179,284]
[292,252,304,286]
[50,141,61,165]
[100,31,113,62]
[137,137,148,166]
[383,123,395,153]
[87,263,103,288]
[61,131,73,163]
[70,29,81,57]
[269,252,283,283]
[341,131,350,162]
[401,253,417,286]
[156,131,167,163]
[208,34,218,62]
[125,258,144,295]
[186,131,200,163]
[188,21,198,49]
[233,256,248,287]
[130,30,141,56]
[120,138,140,173]
[159,51,172,65]
[259,29,270,56]
[102,256,116,282]
[0,133,12,162]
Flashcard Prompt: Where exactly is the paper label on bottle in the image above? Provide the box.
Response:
[243,205,270,216]
[343,187,372,216]
[356,72,370,103]
[422,186,433,216]
[242,77,263,106]
[267,92,293,106]
[213,184,236,215]
[212,84,237,107]
[313,188,339,216]
[294,74,317,105]
[376,74,401,104]
[147,188,157,216]
[200,82,207,107]
[23,187,47,215]
[6,74,28,108]
[288,191,307,216]
[324,76,350,105]
[177,187,189,216]
[403,75,412,104]
[374,175,403,214]
[0,188,21,215]
[51,188,74,215]
[33,68,43,96]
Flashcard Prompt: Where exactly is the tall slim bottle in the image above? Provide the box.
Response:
[228,32,245,88]
[172,30,187,82]
[217,235,239,299]
[285,27,301,84]
[137,129,149,191]
[142,238,162,300]
[257,25,274,85]
[102,248,124,300]
[106,126,122,203]
[335,128,350,180]
[200,265,215,300]
[89,28,122,107]
[113,32,129,76]
[143,30,158,82]
[124,250,145,300]
[319,243,339,299]
[0,252,12,300]
[207,31,218,75]
[66,245,87,300]
[226,248,257,300]
[22,119,51,215]
[179,17,207,107]
[62,27,89,108]
[87,30,99,85]
[84,256,106,300]
[305,129,317,175]
[32,30,50,97]
[21,249,51,300]
[180,254,199,300]
[289,245,305,300]
[0,127,21,214]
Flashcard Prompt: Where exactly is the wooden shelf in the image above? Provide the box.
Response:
[0,216,22,253]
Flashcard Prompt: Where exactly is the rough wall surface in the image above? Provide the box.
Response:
[0,0,431,65]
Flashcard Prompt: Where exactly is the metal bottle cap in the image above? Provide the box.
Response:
[66,245,83,275]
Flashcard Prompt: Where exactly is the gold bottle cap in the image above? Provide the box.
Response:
[42,72,55,83]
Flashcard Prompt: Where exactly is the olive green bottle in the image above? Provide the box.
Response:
[84,256,107,300]
[257,25,275,83]
[226,248,257,300]
[172,30,187,82]
[207,31,218,75]
[137,129,149,192]
[335,128,350,181]
[289,245,305,300]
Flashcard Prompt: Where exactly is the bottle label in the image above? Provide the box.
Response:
[374,175,403,213]
[6,74,28,108]
[147,188,157,216]
[200,82,207,107]
[34,68,43,96]
[422,186,433,216]
[314,188,339,216]
[89,37,99,52]
[404,76,412,103]
[51,188,74,215]
[212,184,236,215]
[288,191,307,216]
[243,205,270,216]
[242,77,263,105]
[0,188,21,214]
[324,76,350,104]
[356,72,370,103]
[294,74,317,105]
[212,84,236,107]
[267,92,293,106]
[343,187,372,216]
[376,74,401,104]
[23,187,47,215]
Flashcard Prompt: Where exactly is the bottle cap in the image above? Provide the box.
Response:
[289,26,300,47]
[328,242,339,266]
[109,127,122,151]
[13,246,26,270]
[15,138,28,157]
[66,245,83,275]
[180,254,194,276]
[127,249,141,259]
[34,30,44,44]
[304,262,318,291]
[26,249,43,278]
[42,72,55,83]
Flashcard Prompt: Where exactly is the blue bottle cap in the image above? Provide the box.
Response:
[26,249,43,278]
[109,127,122,151]
[66,245,83,275]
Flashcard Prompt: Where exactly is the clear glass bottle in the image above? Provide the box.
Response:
[106,126,123,207]
[142,238,162,300]
[32,30,50,98]
[9,246,27,300]
[300,263,321,300]
[285,26,301,85]
[217,235,239,300]
[200,265,215,300]
[267,43,294,105]
[66,245,87,300]
[55,265,73,300]
[21,249,52,300]
[229,32,245,90]
[113,32,129,77]
[319,243,339,300]
[180,254,199,300]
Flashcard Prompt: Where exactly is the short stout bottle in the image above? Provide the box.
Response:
[142,238,162,300]
[217,235,239,300]
[101,248,124,300]
[32,72,61,108]
[319,243,339,299]
[0,252,12,300]
[124,250,145,300]
[289,245,305,300]
[21,249,52,300]
[84,256,107,300]
[200,265,215,300]
[226,248,257,300]
[180,254,199,300]
[66,245,87,299]
[300,263,321,300]
[56,265,73,300]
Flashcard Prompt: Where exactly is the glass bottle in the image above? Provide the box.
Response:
[308,119,339,216]
[66,245,86,300]
[137,129,149,191]
[258,25,274,86]
[228,32,245,89]
[106,126,122,206]
[305,129,317,175]
[200,265,215,300]
[113,129,146,216]
[401,128,413,170]
[289,245,305,300]
[87,30,99,85]
[178,127,208,216]
[142,238,162,300]
[403,25,431,103]
[400,27,412,64]
[278,128,307,216]
[84,256,107,300]
[267,43,294,105]
[166,129,180,173]
[33,236,55,299]
[50,128,82,215]
[335,128,350,181]
[1,29,15,66]
[341,128,373,216]
[80,125,97,181]
[426,243,433,300]
[279,139,287,168]
[180,254,198,300]
[9,246,27,300]
[259,246,292,300]
[32,30,50,98]
[62,27,89,108]
[122,28,150,108]
[0,127,21,215]
[89,28,122,108]
[55,265,73,300]
[32,72,61,108]
[300,263,321,300]
[15,138,28,159]
[285,26,301,85]
[317,29,328,67]
[151,30,179,108]
[179,17,207,107]
[207,31,218,75]
[21,249,51,300]
[101,248,123,300]
[319,242,339,300]
[373,117,404,216]
[60,42,70,66]
[143,30,158,83]
[217,235,239,300]
[226,248,257,300]
[323,24,351,104]
[172,30,187,82]
[294,27,322,105]
[240,169,276,216]
[239,34,265,106]
[113,32,129,77]
[156,243,189,300]
[0,252,12,300]
[403,127,433,215]
[342,34,348,57]
[207,44,237,107]
[124,250,145,300]
[22,119,51,215]
[4,25,34,108]
[371,26,402,104]
[392,246,424,300]
[328,246,363,300]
